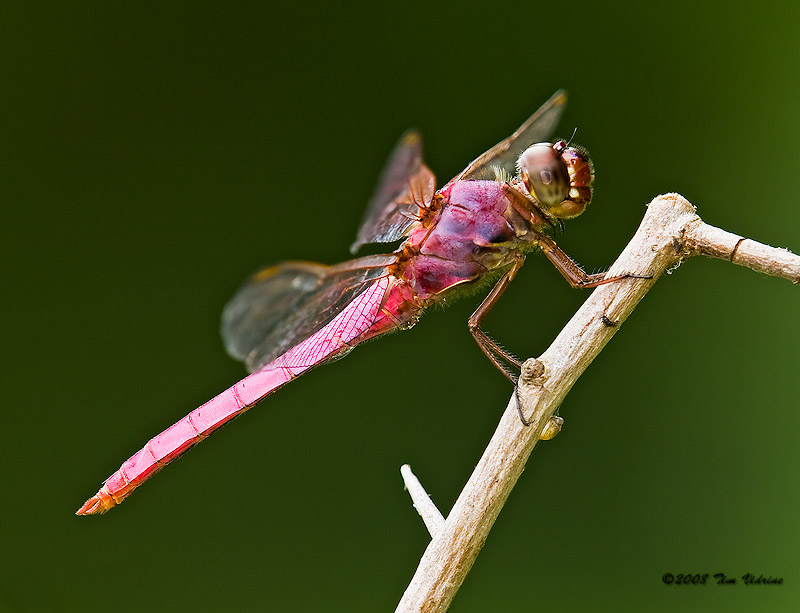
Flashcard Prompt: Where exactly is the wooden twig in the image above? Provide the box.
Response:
[401,465,445,537]
[395,193,799,613]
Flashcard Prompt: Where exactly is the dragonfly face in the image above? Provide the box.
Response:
[517,141,594,221]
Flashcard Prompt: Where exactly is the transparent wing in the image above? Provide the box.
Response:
[350,130,436,253]
[448,90,568,185]
[221,254,397,373]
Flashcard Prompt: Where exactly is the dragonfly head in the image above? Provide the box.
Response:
[517,141,594,222]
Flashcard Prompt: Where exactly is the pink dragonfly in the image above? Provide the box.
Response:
[77,90,637,515]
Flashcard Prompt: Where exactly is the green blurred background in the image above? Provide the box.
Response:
[2,2,798,612]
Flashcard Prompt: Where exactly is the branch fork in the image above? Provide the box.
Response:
[395,193,799,613]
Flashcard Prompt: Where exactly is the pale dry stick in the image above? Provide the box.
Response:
[400,420,561,538]
[401,465,445,537]
[396,193,800,613]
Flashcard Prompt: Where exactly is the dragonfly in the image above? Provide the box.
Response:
[77,90,639,515]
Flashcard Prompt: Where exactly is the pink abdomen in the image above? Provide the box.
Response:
[77,276,395,514]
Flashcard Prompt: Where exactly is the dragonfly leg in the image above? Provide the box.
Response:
[513,387,531,427]
[468,254,526,378]
[468,255,533,425]
[537,234,651,288]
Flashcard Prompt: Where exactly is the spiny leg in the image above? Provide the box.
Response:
[469,238,649,426]
[537,234,651,288]
[467,255,531,424]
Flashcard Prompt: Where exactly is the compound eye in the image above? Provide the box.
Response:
[517,143,570,209]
